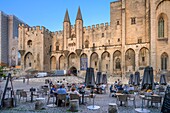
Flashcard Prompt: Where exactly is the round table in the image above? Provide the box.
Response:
[87,94,100,110]
[135,95,150,113]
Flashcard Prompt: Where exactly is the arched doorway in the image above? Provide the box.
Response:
[50,56,56,71]
[68,53,77,68]
[90,52,99,71]
[125,48,135,71]
[139,47,149,67]
[80,53,88,70]
[24,52,34,69]
[69,66,77,76]
[101,51,110,73]
[59,55,66,70]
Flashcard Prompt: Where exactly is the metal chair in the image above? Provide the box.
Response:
[47,93,55,105]
[16,89,24,99]
[19,91,27,102]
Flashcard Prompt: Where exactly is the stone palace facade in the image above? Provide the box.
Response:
[18,0,170,78]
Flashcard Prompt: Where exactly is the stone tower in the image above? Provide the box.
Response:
[76,7,83,50]
[63,9,71,50]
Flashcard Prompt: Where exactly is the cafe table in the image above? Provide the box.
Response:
[135,95,150,113]
[87,94,100,110]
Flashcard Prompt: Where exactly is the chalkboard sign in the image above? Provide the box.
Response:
[161,93,170,113]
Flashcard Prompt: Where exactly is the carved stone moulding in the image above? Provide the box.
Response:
[63,50,70,57]
[18,50,25,56]
[75,49,82,56]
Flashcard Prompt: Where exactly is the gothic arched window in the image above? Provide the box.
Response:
[55,42,59,51]
[161,53,168,70]
[158,17,164,38]
[85,40,89,48]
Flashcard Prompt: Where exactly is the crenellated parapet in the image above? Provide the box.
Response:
[53,30,63,37]
[83,22,110,33]
[19,24,55,36]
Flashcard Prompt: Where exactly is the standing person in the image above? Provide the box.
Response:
[27,75,29,85]
[23,77,25,83]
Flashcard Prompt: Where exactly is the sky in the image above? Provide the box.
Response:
[0,0,116,32]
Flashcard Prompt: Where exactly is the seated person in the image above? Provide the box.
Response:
[50,85,56,94]
[99,83,106,93]
[114,81,118,88]
[56,85,67,106]
[123,84,129,94]
[128,85,134,91]
[70,87,81,96]
[127,85,134,94]
[116,84,123,92]
[110,84,116,93]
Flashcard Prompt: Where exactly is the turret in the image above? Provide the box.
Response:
[18,24,25,50]
[63,9,71,50]
[76,7,83,49]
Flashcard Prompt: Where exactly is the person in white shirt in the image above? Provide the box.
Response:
[70,87,81,96]
[127,84,134,92]
[99,83,106,93]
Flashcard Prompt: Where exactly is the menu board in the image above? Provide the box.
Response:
[161,93,170,113]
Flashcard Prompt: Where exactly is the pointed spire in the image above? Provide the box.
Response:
[64,9,70,22]
[76,7,82,20]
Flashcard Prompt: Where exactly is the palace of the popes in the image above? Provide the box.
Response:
[18,0,170,81]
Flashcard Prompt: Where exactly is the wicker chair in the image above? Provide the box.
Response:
[57,94,67,107]
[127,94,136,107]
[116,94,128,106]
[151,96,162,108]
[70,94,80,104]
[158,87,165,96]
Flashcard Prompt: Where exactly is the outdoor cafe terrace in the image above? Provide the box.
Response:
[0,67,169,113]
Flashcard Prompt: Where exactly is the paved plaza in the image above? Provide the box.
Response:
[0,76,162,113]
